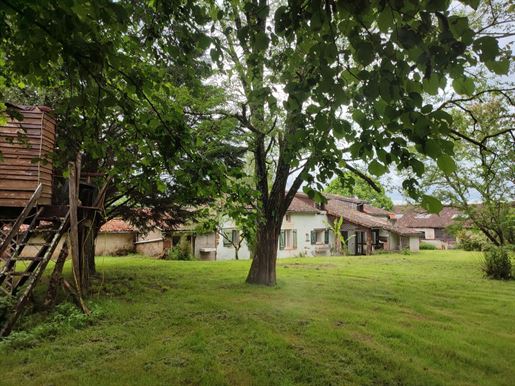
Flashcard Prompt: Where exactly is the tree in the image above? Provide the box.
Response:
[419,95,514,246]
[325,172,393,210]
[0,1,242,282]
[208,0,511,285]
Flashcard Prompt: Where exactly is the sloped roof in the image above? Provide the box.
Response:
[363,204,394,217]
[287,195,321,213]
[99,218,136,233]
[326,199,420,236]
[5,102,53,113]
[393,205,461,228]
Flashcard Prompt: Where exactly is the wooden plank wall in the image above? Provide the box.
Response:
[0,107,56,207]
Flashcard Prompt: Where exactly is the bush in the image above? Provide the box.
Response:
[0,295,14,324]
[420,242,437,250]
[457,230,489,251]
[482,247,512,280]
[401,248,411,255]
[167,236,193,261]
[0,302,104,351]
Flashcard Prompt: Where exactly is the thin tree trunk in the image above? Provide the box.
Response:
[44,241,69,309]
[246,219,281,286]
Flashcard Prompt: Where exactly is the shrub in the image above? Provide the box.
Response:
[0,295,14,324]
[482,247,512,280]
[0,302,104,351]
[420,242,437,250]
[457,230,489,251]
[167,236,193,261]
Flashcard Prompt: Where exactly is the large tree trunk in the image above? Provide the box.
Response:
[246,218,281,286]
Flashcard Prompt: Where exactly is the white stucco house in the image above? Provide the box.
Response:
[93,194,421,260]
[214,193,421,260]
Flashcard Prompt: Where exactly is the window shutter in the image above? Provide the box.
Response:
[223,230,232,247]
[279,230,285,250]
[292,230,297,249]
[232,230,239,244]
[310,231,316,245]
[324,230,330,244]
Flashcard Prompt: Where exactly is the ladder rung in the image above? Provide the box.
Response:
[8,272,32,277]
[13,256,43,261]
[28,229,58,234]
[21,242,50,247]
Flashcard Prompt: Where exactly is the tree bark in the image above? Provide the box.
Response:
[246,218,281,286]
[44,241,68,309]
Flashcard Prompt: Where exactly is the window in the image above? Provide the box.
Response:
[372,229,380,246]
[285,214,291,223]
[280,229,297,250]
[310,229,330,245]
[305,233,310,242]
[222,229,239,247]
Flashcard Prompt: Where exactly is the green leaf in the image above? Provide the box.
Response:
[437,154,456,175]
[377,9,393,33]
[452,77,475,96]
[355,42,374,66]
[410,159,425,176]
[460,0,480,10]
[368,160,388,176]
[421,195,443,213]
[210,48,220,62]
[197,34,211,50]
[473,36,499,61]
[424,139,442,158]
[254,32,269,51]
[448,16,470,38]
[486,59,510,75]
[333,120,351,139]
[423,75,439,95]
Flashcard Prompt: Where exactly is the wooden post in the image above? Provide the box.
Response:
[69,160,81,291]
[68,154,90,301]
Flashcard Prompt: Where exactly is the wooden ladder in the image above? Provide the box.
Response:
[0,185,70,337]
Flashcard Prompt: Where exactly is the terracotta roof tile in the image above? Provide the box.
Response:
[287,195,320,213]
[99,218,136,233]
[393,206,462,228]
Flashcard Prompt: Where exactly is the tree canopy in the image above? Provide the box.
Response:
[206,0,512,284]
[418,95,514,246]
[1,0,512,286]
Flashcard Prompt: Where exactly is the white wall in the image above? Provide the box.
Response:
[216,213,421,260]
[195,233,217,260]
[95,233,134,256]
[216,219,250,260]
[409,236,420,252]
[414,228,435,240]
[280,212,332,257]
[216,212,332,260]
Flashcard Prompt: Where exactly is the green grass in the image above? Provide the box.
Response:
[1,251,514,385]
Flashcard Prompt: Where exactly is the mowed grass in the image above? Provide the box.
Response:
[1,251,514,386]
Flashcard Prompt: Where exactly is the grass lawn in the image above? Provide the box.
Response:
[1,250,514,385]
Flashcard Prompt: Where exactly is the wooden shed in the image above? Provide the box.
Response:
[0,104,56,207]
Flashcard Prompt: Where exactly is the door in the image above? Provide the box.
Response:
[355,231,365,255]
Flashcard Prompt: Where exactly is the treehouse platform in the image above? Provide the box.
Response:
[0,103,56,208]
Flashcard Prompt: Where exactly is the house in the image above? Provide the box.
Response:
[215,193,421,260]
[392,205,461,249]
[93,195,422,260]
[95,219,137,256]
